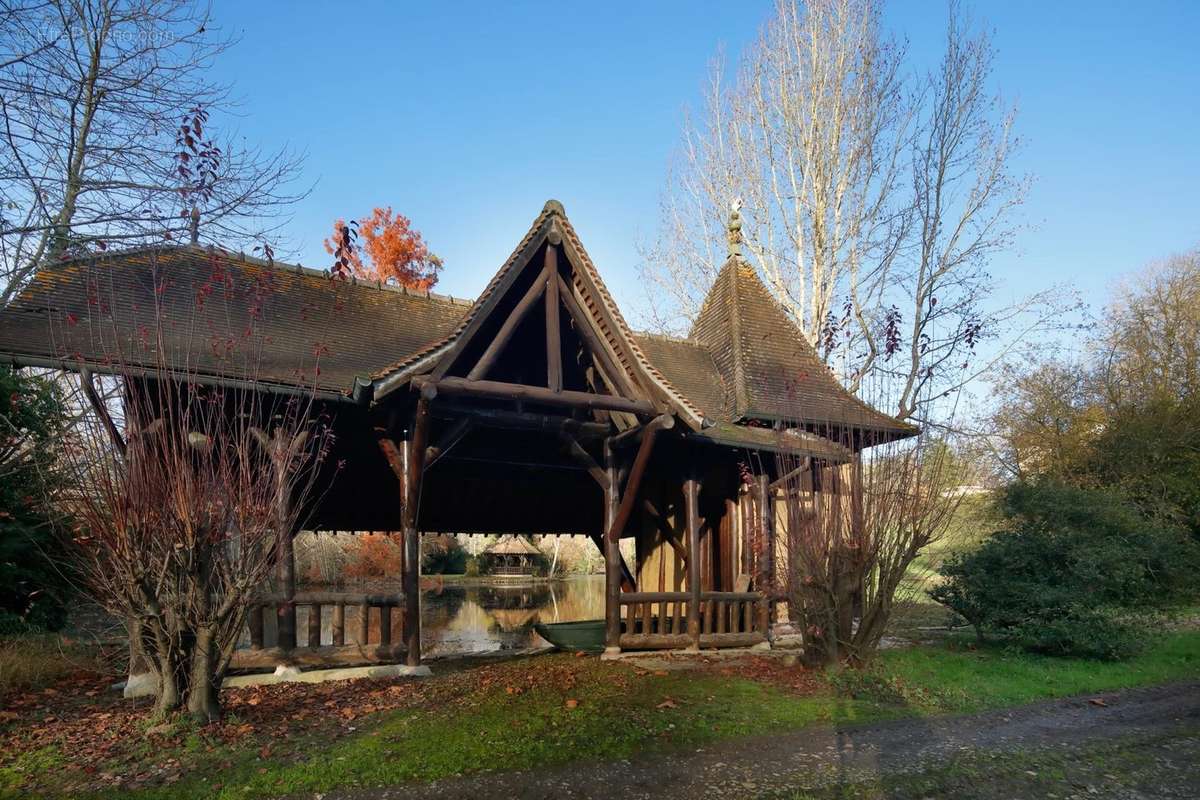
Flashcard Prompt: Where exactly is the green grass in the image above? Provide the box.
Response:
[876,630,1200,711]
[10,630,1200,800]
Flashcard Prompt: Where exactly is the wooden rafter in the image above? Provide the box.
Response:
[545,240,562,392]
[415,376,655,417]
[558,430,610,492]
[429,403,610,438]
[554,273,641,400]
[424,418,472,470]
[604,414,674,542]
[466,261,549,382]
[643,498,688,567]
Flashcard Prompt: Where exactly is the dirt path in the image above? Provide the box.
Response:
[318,681,1200,800]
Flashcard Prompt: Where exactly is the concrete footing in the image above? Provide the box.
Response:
[223,663,431,688]
[114,663,432,696]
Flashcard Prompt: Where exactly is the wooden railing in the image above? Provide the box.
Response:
[698,591,770,648]
[617,590,769,650]
[234,591,407,669]
[618,591,694,649]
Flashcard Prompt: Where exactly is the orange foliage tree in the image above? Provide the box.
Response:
[323,207,442,289]
[343,532,403,579]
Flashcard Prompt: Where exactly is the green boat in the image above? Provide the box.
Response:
[534,619,606,653]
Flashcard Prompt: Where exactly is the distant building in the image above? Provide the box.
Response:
[482,535,543,577]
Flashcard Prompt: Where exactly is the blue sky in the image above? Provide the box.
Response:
[208,1,1200,323]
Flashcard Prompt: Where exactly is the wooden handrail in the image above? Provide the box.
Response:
[699,591,763,602]
[258,592,404,606]
[619,591,689,603]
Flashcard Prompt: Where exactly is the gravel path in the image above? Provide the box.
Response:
[318,681,1200,800]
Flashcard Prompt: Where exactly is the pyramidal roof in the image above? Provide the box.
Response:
[690,255,915,441]
[484,535,542,556]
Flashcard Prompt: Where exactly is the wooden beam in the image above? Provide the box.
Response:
[466,263,548,381]
[545,244,562,393]
[378,438,405,479]
[415,376,656,417]
[429,403,610,438]
[603,439,621,653]
[559,431,610,491]
[605,414,674,542]
[79,367,125,457]
[399,398,431,667]
[685,473,701,652]
[554,273,641,400]
[643,498,688,567]
[591,532,636,592]
[424,418,472,470]
[770,457,812,490]
[610,421,651,449]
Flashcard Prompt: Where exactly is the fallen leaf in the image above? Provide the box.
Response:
[1088,698,1108,707]
[564,699,579,710]
[656,699,678,709]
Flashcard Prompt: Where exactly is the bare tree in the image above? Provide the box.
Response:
[1096,248,1200,408]
[775,430,968,666]
[46,251,335,722]
[0,0,305,303]
[641,0,1072,422]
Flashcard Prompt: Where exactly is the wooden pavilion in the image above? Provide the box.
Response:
[0,200,915,668]
[482,536,543,577]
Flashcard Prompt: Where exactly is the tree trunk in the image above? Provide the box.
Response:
[185,629,221,723]
[152,650,182,720]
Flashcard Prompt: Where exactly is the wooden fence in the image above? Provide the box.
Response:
[617,590,769,650]
[232,591,407,669]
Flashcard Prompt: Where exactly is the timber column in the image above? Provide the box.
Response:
[684,472,701,652]
[276,530,297,651]
[603,438,621,654]
[755,473,774,627]
[400,396,432,666]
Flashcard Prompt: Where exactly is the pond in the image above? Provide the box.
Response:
[253,575,606,658]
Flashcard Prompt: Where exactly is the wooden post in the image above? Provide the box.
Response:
[603,438,622,654]
[305,603,320,648]
[277,530,297,651]
[399,397,431,666]
[544,242,562,392]
[332,602,345,647]
[685,473,701,652]
[740,491,753,578]
[379,605,392,646]
[755,473,774,631]
[358,601,370,646]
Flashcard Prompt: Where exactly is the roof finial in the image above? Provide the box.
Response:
[189,206,200,245]
[726,197,744,258]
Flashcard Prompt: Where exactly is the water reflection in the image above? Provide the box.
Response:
[423,576,604,657]
[253,576,604,657]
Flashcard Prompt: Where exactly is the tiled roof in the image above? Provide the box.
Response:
[0,246,469,398]
[686,422,853,462]
[369,201,710,428]
[0,203,914,451]
[690,257,916,440]
[484,535,543,556]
